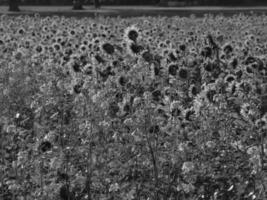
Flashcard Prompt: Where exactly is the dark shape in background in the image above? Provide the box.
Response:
[72,0,83,9]
[72,0,100,10]
[9,0,20,11]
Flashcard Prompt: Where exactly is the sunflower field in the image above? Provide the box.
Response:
[0,13,267,200]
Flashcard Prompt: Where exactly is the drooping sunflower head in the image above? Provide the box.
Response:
[127,42,143,56]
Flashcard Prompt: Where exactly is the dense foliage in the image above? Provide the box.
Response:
[0,14,267,200]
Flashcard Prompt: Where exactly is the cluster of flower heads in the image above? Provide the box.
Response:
[1,13,267,199]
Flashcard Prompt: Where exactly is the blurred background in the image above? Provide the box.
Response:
[1,0,267,6]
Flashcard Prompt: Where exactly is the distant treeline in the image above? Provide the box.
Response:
[2,0,267,6]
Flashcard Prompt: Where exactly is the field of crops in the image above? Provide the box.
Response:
[0,14,267,200]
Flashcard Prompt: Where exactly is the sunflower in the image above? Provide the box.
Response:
[108,102,120,118]
[94,54,105,64]
[124,25,140,43]
[203,61,214,72]
[184,108,195,121]
[83,64,93,76]
[117,76,128,87]
[188,84,198,98]
[17,28,25,35]
[79,44,87,52]
[240,103,251,119]
[34,44,44,54]
[223,43,233,55]
[101,42,115,55]
[152,90,162,102]
[168,51,177,62]
[205,89,217,103]
[13,49,24,61]
[230,57,238,69]
[255,118,266,128]
[179,44,186,51]
[245,66,254,75]
[53,43,61,51]
[39,141,52,153]
[73,82,83,94]
[245,56,257,65]
[127,42,143,55]
[170,100,183,117]
[237,80,253,94]
[224,74,236,84]
[72,61,81,73]
[200,46,212,58]
[142,51,153,63]
[235,70,243,79]
[178,67,189,80]
[149,125,160,134]
[69,29,76,36]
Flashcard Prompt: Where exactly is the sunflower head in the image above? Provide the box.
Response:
[178,67,189,80]
[101,42,115,55]
[203,62,214,72]
[230,57,238,69]
[223,43,233,55]
[255,118,266,128]
[124,25,140,43]
[149,125,160,134]
[205,89,217,103]
[53,43,61,51]
[224,74,236,84]
[34,44,44,54]
[168,63,179,76]
[152,90,162,102]
[184,109,195,121]
[127,42,143,55]
[117,76,128,87]
[201,46,212,58]
[72,61,81,73]
[179,44,186,51]
[39,141,52,153]
[170,101,182,117]
[188,84,198,98]
[17,28,25,35]
[142,51,153,63]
